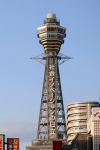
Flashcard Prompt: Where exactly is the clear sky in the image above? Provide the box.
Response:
[0,0,100,149]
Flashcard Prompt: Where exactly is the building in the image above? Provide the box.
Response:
[62,133,92,150]
[70,133,92,150]
[66,101,99,144]
[87,107,100,150]
[26,13,69,149]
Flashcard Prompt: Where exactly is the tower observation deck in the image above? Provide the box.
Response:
[37,13,67,141]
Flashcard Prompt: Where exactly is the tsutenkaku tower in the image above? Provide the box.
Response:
[37,13,67,141]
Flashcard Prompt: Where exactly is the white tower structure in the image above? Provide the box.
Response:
[37,13,67,141]
[26,13,70,150]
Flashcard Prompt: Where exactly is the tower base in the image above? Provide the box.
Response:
[26,145,53,150]
[26,140,53,150]
[26,140,67,150]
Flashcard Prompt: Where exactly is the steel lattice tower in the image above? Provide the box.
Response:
[36,13,67,141]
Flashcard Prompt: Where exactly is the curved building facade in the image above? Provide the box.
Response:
[66,101,99,144]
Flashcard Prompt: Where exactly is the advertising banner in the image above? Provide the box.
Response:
[7,138,19,150]
[0,134,5,150]
[53,141,62,150]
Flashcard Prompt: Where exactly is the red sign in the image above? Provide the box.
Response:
[53,141,62,150]
[0,134,5,150]
[7,138,19,150]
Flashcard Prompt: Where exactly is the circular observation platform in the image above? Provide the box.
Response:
[37,13,66,53]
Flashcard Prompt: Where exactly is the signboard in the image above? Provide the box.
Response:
[53,141,62,150]
[7,138,19,150]
[0,134,5,150]
[92,107,100,121]
[48,64,56,139]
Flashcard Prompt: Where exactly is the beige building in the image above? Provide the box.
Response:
[87,107,100,150]
[66,101,99,144]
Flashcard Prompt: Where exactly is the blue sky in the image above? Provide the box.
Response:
[0,0,100,149]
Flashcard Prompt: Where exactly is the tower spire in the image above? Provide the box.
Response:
[37,13,67,141]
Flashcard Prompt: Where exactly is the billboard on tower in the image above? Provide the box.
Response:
[0,134,5,150]
[7,138,19,150]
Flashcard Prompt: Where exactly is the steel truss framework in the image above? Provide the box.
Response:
[37,52,67,140]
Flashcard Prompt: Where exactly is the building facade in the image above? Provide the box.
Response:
[66,101,99,144]
[87,107,100,150]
